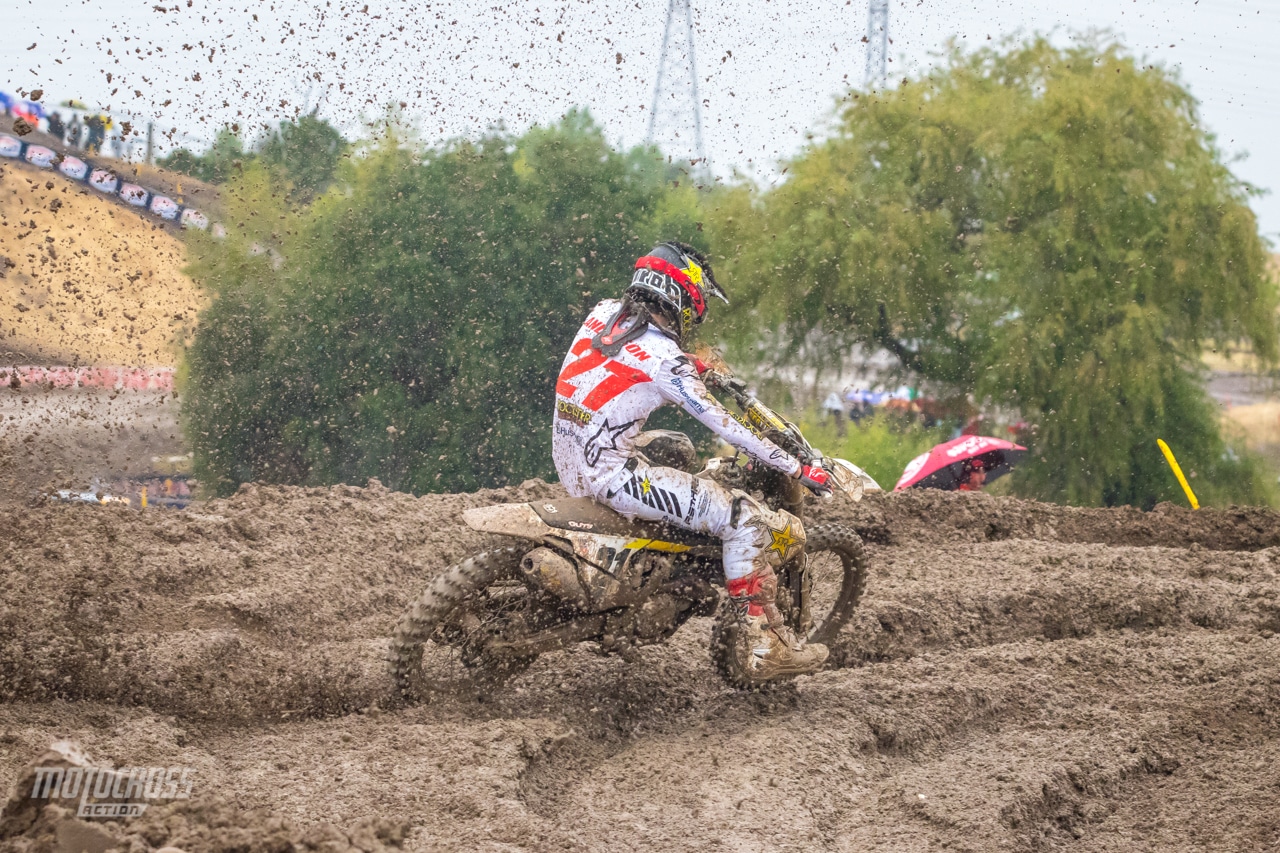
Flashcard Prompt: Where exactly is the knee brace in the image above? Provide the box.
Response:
[722,493,806,579]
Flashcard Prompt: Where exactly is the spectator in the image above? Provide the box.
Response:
[845,387,869,425]
[961,414,986,436]
[85,114,105,153]
[956,459,987,492]
[46,111,65,143]
[104,115,118,157]
[883,396,920,421]
[66,114,83,149]
[823,390,847,437]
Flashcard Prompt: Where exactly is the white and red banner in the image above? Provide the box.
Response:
[0,365,175,391]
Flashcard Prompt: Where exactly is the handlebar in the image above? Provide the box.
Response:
[701,369,748,402]
[703,369,817,466]
[700,366,877,501]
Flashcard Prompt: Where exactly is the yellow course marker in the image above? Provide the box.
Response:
[1156,439,1199,510]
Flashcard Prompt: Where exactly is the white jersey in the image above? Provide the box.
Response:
[553,299,801,499]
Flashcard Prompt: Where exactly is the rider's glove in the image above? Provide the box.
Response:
[796,464,834,497]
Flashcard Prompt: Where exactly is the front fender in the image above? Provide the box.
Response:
[826,458,882,502]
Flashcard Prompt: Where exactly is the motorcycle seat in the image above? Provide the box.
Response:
[529,497,718,548]
[634,429,698,472]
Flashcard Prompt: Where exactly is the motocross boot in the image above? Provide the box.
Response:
[741,615,829,680]
[727,566,829,681]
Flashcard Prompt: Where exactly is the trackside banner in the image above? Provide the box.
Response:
[0,132,218,234]
[0,366,175,391]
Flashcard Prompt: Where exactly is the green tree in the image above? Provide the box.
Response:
[183,111,678,495]
[715,38,1278,507]
[160,114,346,194]
[180,163,296,487]
[256,112,348,201]
[159,126,251,184]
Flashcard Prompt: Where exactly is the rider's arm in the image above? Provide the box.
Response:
[655,355,802,477]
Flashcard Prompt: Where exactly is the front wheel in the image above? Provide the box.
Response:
[792,523,868,645]
[710,523,867,689]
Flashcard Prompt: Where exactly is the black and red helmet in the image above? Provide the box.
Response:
[626,242,728,344]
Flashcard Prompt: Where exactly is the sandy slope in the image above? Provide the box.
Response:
[1,484,1278,851]
[0,162,203,366]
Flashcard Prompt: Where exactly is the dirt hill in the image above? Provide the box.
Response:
[1,484,1277,851]
[0,160,204,366]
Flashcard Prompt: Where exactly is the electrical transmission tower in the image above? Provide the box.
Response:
[865,0,889,89]
[646,0,707,168]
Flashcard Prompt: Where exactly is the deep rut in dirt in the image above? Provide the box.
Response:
[2,484,1279,851]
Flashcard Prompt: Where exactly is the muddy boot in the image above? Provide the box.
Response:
[742,615,829,680]
[727,565,829,682]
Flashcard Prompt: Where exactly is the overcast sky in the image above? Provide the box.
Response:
[4,0,1278,235]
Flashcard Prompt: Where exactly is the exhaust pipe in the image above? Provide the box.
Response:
[520,547,591,610]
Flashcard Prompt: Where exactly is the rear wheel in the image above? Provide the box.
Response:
[388,548,539,702]
[710,523,866,689]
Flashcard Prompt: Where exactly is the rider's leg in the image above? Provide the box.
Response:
[719,495,829,679]
[600,460,828,679]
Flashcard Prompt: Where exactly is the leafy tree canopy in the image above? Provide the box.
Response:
[183,111,686,495]
[159,127,247,184]
[160,114,347,197]
[257,112,348,201]
[713,38,1278,507]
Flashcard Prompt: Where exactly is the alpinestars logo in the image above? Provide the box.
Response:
[621,473,683,518]
[584,418,634,467]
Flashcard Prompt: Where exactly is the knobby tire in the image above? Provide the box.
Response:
[388,548,530,702]
[711,523,867,690]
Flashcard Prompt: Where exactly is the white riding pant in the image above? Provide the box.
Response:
[599,459,804,581]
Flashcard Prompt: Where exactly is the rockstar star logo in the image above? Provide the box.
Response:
[768,523,800,560]
[684,261,703,286]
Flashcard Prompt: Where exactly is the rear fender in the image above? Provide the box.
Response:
[462,503,555,540]
[461,502,628,588]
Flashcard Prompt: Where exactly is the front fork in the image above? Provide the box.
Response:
[777,474,814,638]
[789,560,815,639]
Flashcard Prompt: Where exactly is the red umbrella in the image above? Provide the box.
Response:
[894,435,1027,491]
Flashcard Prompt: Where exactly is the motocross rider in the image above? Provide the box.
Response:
[552,241,833,680]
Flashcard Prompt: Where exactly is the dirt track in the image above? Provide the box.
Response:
[0,388,184,495]
[2,483,1278,851]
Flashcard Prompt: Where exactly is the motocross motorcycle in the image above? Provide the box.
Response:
[389,371,880,696]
